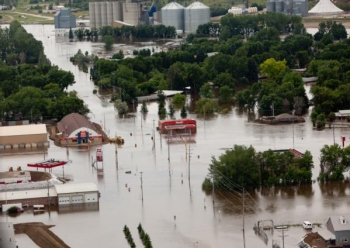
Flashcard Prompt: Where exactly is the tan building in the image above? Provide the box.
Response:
[0,124,48,149]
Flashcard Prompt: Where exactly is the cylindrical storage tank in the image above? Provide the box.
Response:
[89,2,96,28]
[112,1,122,22]
[106,2,113,26]
[184,1,210,33]
[266,0,275,12]
[161,2,184,31]
[95,2,102,29]
[101,2,108,27]
[275,1,283,13]
[122,2,141,26]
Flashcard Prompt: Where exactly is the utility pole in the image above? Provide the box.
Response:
[152,119,156,148]
[242,188,246,248]
[115,132,118,170]
[140,172,144,203]
[292,110,295,149]
[167,130,170,162]
[47,180,51,206]
[278,227,288,248]
[188,129,192,182]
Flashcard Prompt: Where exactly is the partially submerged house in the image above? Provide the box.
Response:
[327,216,350,247]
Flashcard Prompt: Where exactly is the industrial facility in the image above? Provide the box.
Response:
[161,2,184,32]
[160,1,210,33]
[89,0,153,28]
[266,0,308,17]
[54,8,76,29]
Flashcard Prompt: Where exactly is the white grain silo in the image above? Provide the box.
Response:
[101,2,108,27]
[161,2,184,32]
[184,1,210,33]
[112,1,123,22]
[95,2,102,28]
[122,2,141,26]
[106,2,113,26]
[89,2,96,28]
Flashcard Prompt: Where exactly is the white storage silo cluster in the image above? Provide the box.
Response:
[89,2,96,27]
[184,1,210,33]
[247,7,258,13]
[161,2,185,32]
[228,7,243,15]
[94,2,101,28]
[112,2,123,23]
[101,2,108,27]
[266,0,309,16]
[122,2,142,26]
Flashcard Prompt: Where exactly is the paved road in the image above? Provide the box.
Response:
[13,11,54,20]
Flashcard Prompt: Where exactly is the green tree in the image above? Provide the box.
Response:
[69,27,74,39]
[259,58,287,80]
[219,85,233,104]
[103,35,114,50]
[205,145,260,190]
[199,82,213,99]
[168,104,175,119]
[318,144,348,181]
[195,98,218,114]
[180,106,187,118]
[172,93,186,107]
[114,99,129,114]
[141,101,148,114]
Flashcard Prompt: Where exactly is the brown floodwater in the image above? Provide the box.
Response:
[1,25,350,248]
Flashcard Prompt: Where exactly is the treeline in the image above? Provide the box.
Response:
[89,13,312,114]
[203,142,350,192]
[0,21,88,122]
[202,145,314,191]
[75,24,176,40]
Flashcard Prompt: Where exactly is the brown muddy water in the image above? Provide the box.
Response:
[1,25,350,248]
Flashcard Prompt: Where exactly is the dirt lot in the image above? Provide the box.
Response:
[14,222,70,248]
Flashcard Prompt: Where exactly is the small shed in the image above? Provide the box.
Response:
[327,216,350,246]
[55,182,99,205]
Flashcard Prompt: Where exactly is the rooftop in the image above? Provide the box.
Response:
[55,182,98,194]
[327,216,350,232]
[0,124,47,137]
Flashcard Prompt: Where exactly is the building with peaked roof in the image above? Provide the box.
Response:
[54,8,76,29]
[309,0,343,15]
[56,113,103,146]
[0,124,49,149]
[327,216,350,246]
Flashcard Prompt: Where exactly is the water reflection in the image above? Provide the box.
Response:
[318,181,350,197]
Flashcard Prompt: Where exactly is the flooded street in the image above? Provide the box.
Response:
[1,25,350,248]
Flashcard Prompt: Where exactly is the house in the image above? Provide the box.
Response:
[335,110,350,121]
[326,216,350,247]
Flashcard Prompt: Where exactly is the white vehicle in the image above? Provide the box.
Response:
[303,221,313,230]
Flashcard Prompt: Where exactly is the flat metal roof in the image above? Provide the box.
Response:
[55,182,98,194]
[0,124,47,137]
